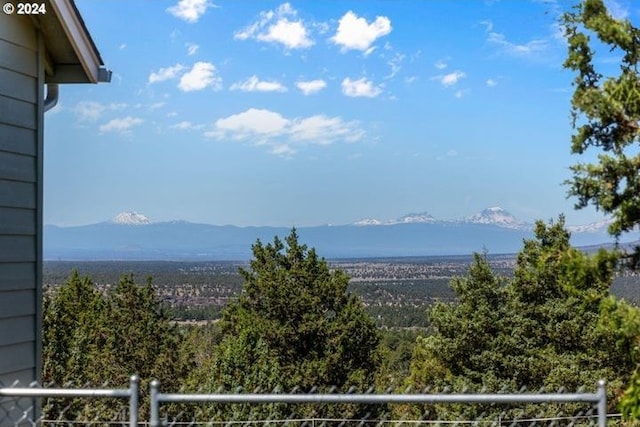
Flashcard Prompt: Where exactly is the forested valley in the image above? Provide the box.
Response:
[42,220,640,421]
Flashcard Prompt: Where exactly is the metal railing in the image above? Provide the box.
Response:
[149,379,608,427]
[0,377,610,426]
[0,375,139,427]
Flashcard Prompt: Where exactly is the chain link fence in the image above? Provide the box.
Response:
[150,380,608,427]
[0,376,139,427]
[1,378,609,426]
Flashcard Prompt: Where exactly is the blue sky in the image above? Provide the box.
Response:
[43,0,636,227]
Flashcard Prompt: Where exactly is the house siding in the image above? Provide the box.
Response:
[0,10,42,397]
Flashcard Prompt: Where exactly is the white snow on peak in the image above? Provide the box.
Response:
[567,218,613,233]
[461,207,530,230]
[354,212,437,226]
[111,211,152,225]
[391,212,436,224]
[353,218,383,226]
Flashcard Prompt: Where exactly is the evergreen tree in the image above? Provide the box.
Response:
[42,272,191,420]
[407,218,640,421]
[186,229,381,420]
[563,0,640,267]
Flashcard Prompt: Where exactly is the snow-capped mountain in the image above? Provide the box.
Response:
[353,218,384,226]
[391,212,437,224]
[567,218,613,233]
[353,212,437,226]
[111,211,152,225]
[353,208,524,228]
[460,207,531,230]
[45,207,640,260]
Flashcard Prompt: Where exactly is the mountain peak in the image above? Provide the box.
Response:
[485,207,505,213]
[462,207,530,230]
[353,218,383,226]
[393,212,436,224]
[111,211,152,225]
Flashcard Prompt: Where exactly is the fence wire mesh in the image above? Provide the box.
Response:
[0,376,138,427]
[151,381,608,427]
[0,379,609,427]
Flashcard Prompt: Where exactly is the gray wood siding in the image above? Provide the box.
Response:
[0,342,35,376]
[0,316,35,346]
[0,263,35,291]
[0,208,36,235]
[0,368,34,387]
[0,290,35,319]
[0,11,42,400]
[0,96,37,130]
[0,124,36,156]
[0,236,36,262]
[0,40,38,78]
[0,67,37,103]
[0,179,36,209]
[0,151,36,182]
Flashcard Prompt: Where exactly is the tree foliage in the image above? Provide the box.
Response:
[42,272,190,419]
[407,217,640,420]
[563,0,640,266]
[186,229,381,420]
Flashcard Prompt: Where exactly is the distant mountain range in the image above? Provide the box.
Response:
[43,208,639,261]
[354,207,530,230]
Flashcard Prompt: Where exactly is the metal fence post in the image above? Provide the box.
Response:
[129,375,139,427]
[597,380,607,427]
[150,380,160,427]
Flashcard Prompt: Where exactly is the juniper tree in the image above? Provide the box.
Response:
[563,0,640,267]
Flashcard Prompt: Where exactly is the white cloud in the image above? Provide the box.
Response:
[479,19,493,33]
[432,71,466,87]
[289,115,365,144]
[167,0,214,23]
[271,144,296,157]
[331,11,392,53]
[487,31,547,57]
[434,60,447,70]
[234,3,313,50]
[74,101,127,121]
[385,52,405,79]
[206,108,365,156]
[148,102,166,110]
[341,77,382,98]
[258,18,313,49]
[99,116,143,134]
[210,108,289,138]
[313,21,331,35]
[119,44,127,50]
[230,76,287,92]
[295,79,327,95]
[170,121,203,130]
[186,43,200,56]
[486,78,498,87]
[148,64,185,84]
[178,62,222,92]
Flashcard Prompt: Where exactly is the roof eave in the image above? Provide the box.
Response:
[46,0,110,83]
